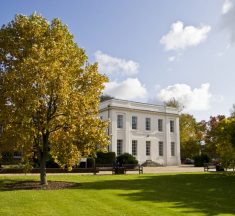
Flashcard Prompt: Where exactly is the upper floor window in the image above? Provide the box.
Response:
[146,118,151,131]
[171,142,175,156]
[117,139,123,156]
[159,141,163,156]
[158,119,163,132]
[132,116,137,130]
[170,120,174,132]
[132,140,138,156]
[146,141,151,156]
[117,114,123,128]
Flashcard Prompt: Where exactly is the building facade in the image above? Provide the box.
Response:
[99,99,181,165]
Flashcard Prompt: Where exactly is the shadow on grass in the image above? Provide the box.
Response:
[78,173,235,216]
[0,179,80,190]
[0,173,234,215]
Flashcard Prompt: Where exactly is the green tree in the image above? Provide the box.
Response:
[164,97,184,112]
[180,114,201,159]
[216,117,235,169]
[0,14,109,185]
[203,115,225,159]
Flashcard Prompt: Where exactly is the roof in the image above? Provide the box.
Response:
[100,98,179,115]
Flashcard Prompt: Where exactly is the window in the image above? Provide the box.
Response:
[170,120,174,132]
[171,142,175,156]
[117,115,123,128]
[132,116,137,130]
[146,141,151,156]
[146,118,151,131]
[159,141,163,156]
[117,140,123,156]
[132,140,137,156]
[158,119,163,132]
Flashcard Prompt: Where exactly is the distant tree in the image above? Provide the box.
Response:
[100,94,114,102]
[0,14,109,185]
[164,98,184,112]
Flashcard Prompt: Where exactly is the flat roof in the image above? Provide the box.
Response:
[100,98,179,115]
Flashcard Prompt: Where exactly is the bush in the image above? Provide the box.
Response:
[116,153,138,165]
[193,154,210,167]
[95,152,116,164]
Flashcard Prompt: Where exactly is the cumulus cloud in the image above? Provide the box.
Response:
[103,78,147,100]
[95,51,139,76]
[222,0,233,14]
[157,83,214,111]
[160,21,211,51]
[221,0,235,43]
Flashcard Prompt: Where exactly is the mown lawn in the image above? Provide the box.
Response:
[0,172,234,216]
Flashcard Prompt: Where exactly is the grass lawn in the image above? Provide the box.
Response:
[0,172,235,216]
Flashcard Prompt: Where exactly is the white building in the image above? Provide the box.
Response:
[99,99,181,166]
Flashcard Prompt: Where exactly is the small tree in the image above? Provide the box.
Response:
[0,14,109,185]
[117,153,138,165]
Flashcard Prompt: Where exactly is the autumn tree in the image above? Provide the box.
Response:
[0,14,109,185]
[179,114,201,159]
[213,117,235,169]
[203,115,226,159]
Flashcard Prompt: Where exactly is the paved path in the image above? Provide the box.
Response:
[142,165,203,174]
[0,165,204,176]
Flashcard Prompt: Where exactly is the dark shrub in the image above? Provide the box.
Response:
[193,154,210,167]
[117,153,138,165]
[95,152,116,164]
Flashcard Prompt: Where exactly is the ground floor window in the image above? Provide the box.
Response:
[171,142,175,156]
[159,141,163,156]
[146,141,151,156]
[132,140,137,156]
[117,139,123,156]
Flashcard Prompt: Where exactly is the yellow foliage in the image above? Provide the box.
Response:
[0,14,109,171]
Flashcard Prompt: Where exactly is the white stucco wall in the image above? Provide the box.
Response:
[99,99,181,166]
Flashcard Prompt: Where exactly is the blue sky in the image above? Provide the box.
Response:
[1,0,235,121]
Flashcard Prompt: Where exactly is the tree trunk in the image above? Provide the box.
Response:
[40,150,47,185]
[40,133,49,186]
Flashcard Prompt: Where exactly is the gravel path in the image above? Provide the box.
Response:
[142,165,204,174]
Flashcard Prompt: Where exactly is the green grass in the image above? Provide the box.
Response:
[0,172,235,216]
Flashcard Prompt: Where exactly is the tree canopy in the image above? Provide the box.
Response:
[0,14,109,185]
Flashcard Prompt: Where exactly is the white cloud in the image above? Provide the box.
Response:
[221,0,235,43]
[222,0,233,14]
[157,83,214,111]
[104,78,147,100]
[95,51,139,76]
[168,56,176,62]
[160,21,211,51]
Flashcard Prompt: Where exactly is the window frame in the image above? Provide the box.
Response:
[117,114,124,129]
[170,120,174,132]
[145,117,151,131]
[158,119,163,132]
[132,140,138,156]
[159,141,163,156]
[132,116,138,130]
[117,139,123,156]
[146,141,151,156]
[171,142,175,156]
